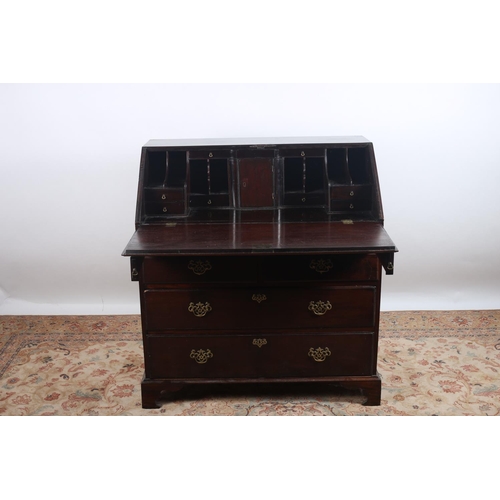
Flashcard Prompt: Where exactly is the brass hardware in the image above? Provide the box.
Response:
[301,197,306,202]
[165,222,177,227]
[208,199,212,205]
[309,258,333,274]
[300,151,305,157]
[242,181,247,188]
[190,349,213,364]
[350,191,354,197]
[161,194,166,200]
[131,268,138,277]
[308,347,331,362]
[308,300,332,316]
[349,204,354,209]
[341,219,353,225]
[209,152,213,158]
[188,302,212,317]
[252,294,267,303]
[163,207,168,212]
[188,259,212,275]
[252,338,267,348]
[387,262,394,271]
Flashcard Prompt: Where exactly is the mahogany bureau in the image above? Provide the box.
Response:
[123,137,397,408]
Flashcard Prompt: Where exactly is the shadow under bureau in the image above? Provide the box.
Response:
[123,136,397,408]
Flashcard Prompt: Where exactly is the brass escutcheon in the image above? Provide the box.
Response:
[162,194,166,200]
[308,300,332,316]
[309,258,333,274]
[188,302,212,317]
[252,294,267,303]
[188,259,212,275]
[252,338,267,348]
[308,347,331,362]
[209,152,213,158]
[163,207,168,212]
[190,349,213,364]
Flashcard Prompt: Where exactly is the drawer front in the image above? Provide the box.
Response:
[143,256,258,284]
[145,201,185,215]
[145,332,374,379]
[282,192,327,206]
[330,185,372,201]
[188,150,232,160]
[329,199,371,212]
[144,188,185,203]
[144,286,377,331]
[189,194,230,207]
[280,148,325,158]
[261,254,380,282]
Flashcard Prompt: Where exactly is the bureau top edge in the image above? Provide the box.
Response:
[144,136,371,149]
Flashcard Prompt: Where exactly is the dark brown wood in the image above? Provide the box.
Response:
[238,158,274,208]
[123,221,396,256]
[124,137,397,408]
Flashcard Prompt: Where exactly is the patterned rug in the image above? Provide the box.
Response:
[1,311,499,416]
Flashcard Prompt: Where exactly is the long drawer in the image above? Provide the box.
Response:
[144,285,377,331]
[145,332,374,379]
[142,254,379,285]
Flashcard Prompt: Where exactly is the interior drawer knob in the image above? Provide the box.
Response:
[187,259,212,275]
[309,258,333,274]
[252,338,267,348]
[190,349,213,364]
[308,347,331,362]
[251,293,267,303]
[308,300,332,316]
[188,302,212,317]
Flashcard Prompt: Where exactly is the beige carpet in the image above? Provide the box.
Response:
[1,311,499,415]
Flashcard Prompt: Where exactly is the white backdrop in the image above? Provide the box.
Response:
[1,83,499,314]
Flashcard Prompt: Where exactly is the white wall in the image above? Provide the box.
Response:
[1,84,499,314]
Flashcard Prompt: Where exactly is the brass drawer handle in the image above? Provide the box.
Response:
[188,302,212,317]
[252,338,267,348]
[252,294,267,303]
[308,347,331,362]
[188,259,212,275]
[309,258,333,274]
[308,300,332,316]
[190,349,213,364]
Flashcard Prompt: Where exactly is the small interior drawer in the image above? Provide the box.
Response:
[330,184,372,201]
[280,148,325,158]
[144,188,185,203]
[188,150,232,160]
[144,201,185,215]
